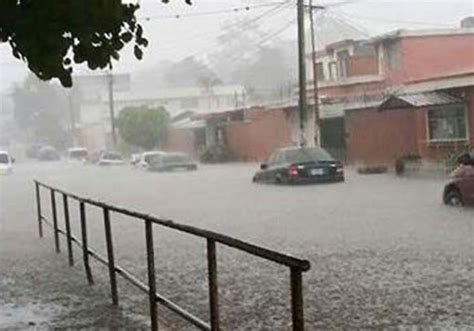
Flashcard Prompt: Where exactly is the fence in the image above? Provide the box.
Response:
[34,180,311,330]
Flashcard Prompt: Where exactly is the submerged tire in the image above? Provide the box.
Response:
[444,190,463,207]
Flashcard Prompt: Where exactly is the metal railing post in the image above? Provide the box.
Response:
[35,182,43,238]
[290,268,304,331]
[145,220,158,330]
[103,207,119,305]
[63,194,74,266]
[79,201,94,285]
[51,189,60,253]
[207,239,220,331]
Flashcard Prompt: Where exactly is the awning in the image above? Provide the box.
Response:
[171,118,206,129]
[379,91,464,110]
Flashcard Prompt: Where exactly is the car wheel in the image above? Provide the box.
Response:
[445,190,463,207]
[275,175,282,184]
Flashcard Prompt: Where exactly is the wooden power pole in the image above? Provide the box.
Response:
[297,0,307,147]
[309,1,325,146]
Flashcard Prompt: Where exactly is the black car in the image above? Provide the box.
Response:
[148,152,197,172]
[253,146,344,184]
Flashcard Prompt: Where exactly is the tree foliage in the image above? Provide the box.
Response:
[0,0,191,87]
[117,106,169,150]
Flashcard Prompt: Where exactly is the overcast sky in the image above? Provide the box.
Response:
[0,0,472,91]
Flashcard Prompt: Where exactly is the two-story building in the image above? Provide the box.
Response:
[309,27,474,164]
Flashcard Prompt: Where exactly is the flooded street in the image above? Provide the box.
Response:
[1,161,473,330]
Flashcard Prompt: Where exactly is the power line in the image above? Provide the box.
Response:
[139,2,287,21]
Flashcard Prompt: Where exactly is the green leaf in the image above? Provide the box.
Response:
[134,45,143,60]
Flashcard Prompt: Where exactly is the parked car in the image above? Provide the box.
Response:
[37,146,60,161]
[443,150,474,206]
[98,151,125,166]
[138,151,167,169]
[148,152,198,172]
[67,147,88,162]
[252,146,344,184]
[0,150,14,174]
[131,153,142,165]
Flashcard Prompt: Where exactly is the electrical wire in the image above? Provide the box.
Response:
[138,2,288,21]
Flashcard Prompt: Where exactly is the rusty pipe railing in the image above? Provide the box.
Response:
[34,180,311,330]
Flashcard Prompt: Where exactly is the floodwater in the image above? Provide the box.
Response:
[1,161,473,330]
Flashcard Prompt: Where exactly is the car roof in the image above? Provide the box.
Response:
[275,146,325,153]
[0,150,9,154]
[68,147,87,152]
[142,151,166,156]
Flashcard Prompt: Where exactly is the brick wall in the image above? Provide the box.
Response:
[165,128,196,156]
[389,34,474,84]
[347,55,378,77]
[345,107,419,164]
[225,108,294,161]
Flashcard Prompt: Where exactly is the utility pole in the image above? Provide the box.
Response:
[297,0,307,147]
[308,1,325,146]
[107,72,117,147]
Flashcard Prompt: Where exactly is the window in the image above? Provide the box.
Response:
[329,62,337,80]
[336,50,349,78]
[428,105,467,141]
[386,41,401,70]
[316,62,325,81]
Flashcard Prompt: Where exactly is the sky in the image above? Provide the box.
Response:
[0,0,473,92]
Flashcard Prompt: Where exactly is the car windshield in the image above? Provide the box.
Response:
[281,148,334,164]
[0,153,9,164]
[103,153,122,160]
[162,154,192,164]
[69,150,88,159]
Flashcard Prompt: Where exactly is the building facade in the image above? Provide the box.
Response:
[308,27,474,164]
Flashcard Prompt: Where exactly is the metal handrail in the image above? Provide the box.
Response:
[34,180,311,330]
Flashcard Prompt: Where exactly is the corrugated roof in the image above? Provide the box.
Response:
[395,92,463,107]
[380,91,464,110]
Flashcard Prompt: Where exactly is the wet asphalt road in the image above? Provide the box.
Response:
[0,161,473,330]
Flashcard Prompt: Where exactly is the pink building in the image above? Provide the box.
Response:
[309,27,474,163]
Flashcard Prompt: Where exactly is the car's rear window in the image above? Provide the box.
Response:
[0,153,9,164]
[162,154,192,164]
[282,148,334,163]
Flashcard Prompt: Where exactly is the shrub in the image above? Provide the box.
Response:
[200,145,235,163]
[444,145,472,170]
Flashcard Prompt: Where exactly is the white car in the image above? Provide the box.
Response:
[67,147,89,163]
[138,151,167,169]
[0,151,14,174]
[98,151,125,166]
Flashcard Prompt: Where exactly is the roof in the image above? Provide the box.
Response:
[171,118,206,129]
[379,92,464,110]
[114,85,246,102]
[370,28,474,43]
